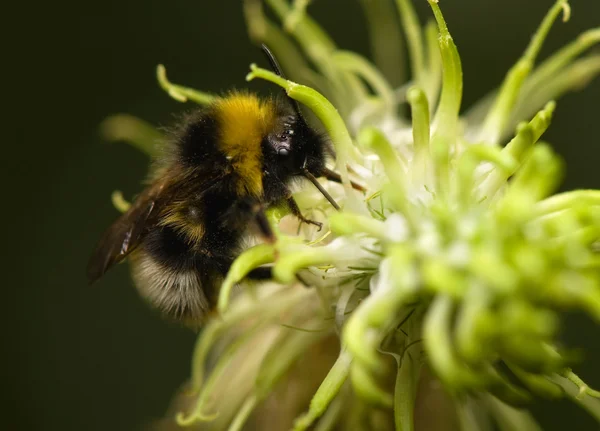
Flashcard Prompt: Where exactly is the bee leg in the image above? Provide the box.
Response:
[301,169,341,211]
[321,167,366,192]
[246,266,273,280]
[227,198,276,243]
[286,196,323,231]
[252,204,276,244]
[246,266,310,287]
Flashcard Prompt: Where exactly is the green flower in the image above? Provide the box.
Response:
[103,0,600,430]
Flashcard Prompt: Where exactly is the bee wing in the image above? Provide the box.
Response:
[86,177,173,284]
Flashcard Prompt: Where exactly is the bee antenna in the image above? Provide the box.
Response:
[260,44,307,123]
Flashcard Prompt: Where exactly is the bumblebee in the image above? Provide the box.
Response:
[87,46,362,323]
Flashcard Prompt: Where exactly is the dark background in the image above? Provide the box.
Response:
[7,0,599,430]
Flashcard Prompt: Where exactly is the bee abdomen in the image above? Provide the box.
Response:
[129,250,220,323]
[128,224,229,323]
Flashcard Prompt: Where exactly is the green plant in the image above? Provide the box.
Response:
[103,1,600,430]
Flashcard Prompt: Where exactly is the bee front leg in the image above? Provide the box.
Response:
[229,197,277,243]
[286,196,323,231]
[246,266,310,287]
[321,167,366,192]
[251,203,276,244]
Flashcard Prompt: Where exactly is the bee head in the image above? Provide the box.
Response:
[260,44,329,181]
[263,109,327,179]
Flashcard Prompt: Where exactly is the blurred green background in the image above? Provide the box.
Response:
[8,0,599,430]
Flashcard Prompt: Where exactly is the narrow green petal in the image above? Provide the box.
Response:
[535,190,600,217]
[351,362,394,408]
[218,244,276,313]
[247,65,357,186]
[228,326,332,431]
[517,55,600,122]
[333,51,396,109]
[484,395,543,431]
[394,346,422,431]
[521,28,600,100]
[561,369,600,399]
[293,351,352,431]
[407,86,431,183]
[177,322,266,425]
[359,0,405,87]
[455,398,493,431]
[479,0,569,144]
[329,212,388,239]
[265,0,359,115]
[283,0,312,32]
[395,0,425,85]
[551,374,600,421]
[427,0,463,196]
[423,295,480,389]
[243,0,321,86]
[424,19,443,112]
[227,395,258,431]
[428,0,463,134]
[504,143,563,203]
[506,363,563,399]
[478,102,555,199]
[110,190,131,213]
[343,249,417,370]
[156,64,216,105]
[455,284,494,363]
[358,127,415,224]
[100,114,164,158]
